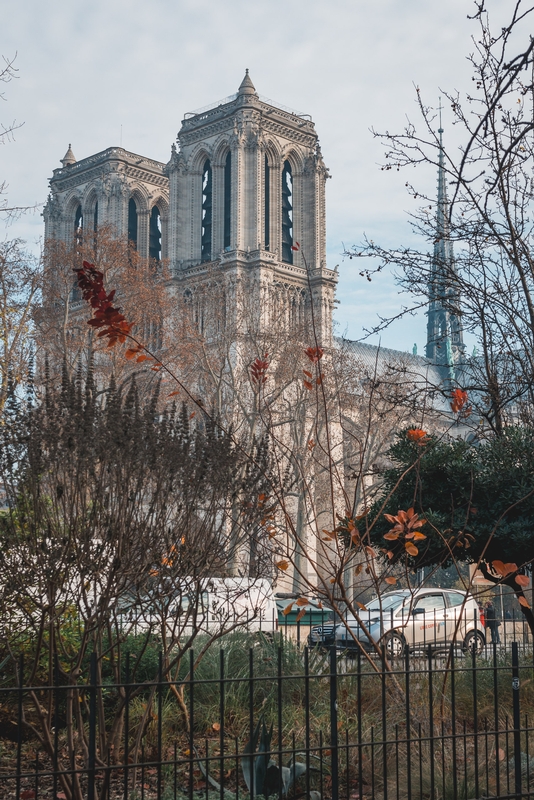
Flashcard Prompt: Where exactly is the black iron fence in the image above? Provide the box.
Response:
[1,636,533,800]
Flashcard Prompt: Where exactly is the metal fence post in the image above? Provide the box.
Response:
[512,641,522,799]
[16,654,23,800]
[124,651,130,800]
[88,652,97,800]
[329,646,339,800]
[157,651,163,800]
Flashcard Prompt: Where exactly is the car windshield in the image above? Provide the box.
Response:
[366,594,405,613]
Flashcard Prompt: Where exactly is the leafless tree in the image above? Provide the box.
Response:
[0,372,272,800]
[0,238,40,415]
[347,1,534,434]
[0,52,38,220]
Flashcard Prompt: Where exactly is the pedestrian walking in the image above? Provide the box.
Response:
[485,600,501,644]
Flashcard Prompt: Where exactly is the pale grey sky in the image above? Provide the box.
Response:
[0,0,520,351]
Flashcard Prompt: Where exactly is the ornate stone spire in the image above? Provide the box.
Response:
[60,144,76,167]
[425,107,465,377]
[238,69,257,97]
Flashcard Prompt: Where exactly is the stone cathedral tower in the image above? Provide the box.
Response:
[44,72,337,345]
[167,70,336,343]
[44,146,169,262]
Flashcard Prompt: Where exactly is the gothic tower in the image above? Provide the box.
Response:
[425,124,464,376]
[166,71,337,344]
[43,145,169,262]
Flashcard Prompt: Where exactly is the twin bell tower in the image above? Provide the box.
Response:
[44,71,338,344]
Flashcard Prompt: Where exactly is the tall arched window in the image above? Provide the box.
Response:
[264,155,270,251]
[128,198,138,249]
[224,152,232,251]
[74,204,83,246]
[281,160,293,264]
[201,159,212,262]
[149,206,162,261]
[93,202,98,232]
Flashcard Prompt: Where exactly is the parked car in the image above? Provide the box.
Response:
[309,589,485,656]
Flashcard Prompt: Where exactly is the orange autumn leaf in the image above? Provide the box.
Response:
[405,542,419,556]
[74,261,135,348]
[384,531,400,540]
[296,597,309,607]
[407,428,429,444]
[276,560,289,571]
[303,369,312,378]
[492,560,518,577]
[515,574,530,587]
[283,603,294,616]
[250,354,269,386]
[365,546,377,558]
[356,601,367,611]
[385,576,397,585]
[413,531,427,541]
[168,390,180,397]
[518,596,531,608]
[450,388,470,415]
[212,722,221,732]
[296,608,307,622]
[304,346,324,363]
[303,379,313,390]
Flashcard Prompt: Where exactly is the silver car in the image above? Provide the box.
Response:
[310,589,485,656]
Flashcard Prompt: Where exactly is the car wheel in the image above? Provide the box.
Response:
[382,631,406,659]
[463,630,485,655]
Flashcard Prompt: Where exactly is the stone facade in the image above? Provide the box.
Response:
[44,147,169,262]
[44,71,337,346]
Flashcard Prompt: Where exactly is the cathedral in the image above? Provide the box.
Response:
[43,72,464,589]
[43,70,462,382]
[44,70,337,347]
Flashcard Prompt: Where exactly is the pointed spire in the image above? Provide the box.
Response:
[238,69,257,97]
[425,103,465,375]
[435,101,452,267]
[61,144,76,167]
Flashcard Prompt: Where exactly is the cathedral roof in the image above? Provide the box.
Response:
[337,337,449,405]
[60,144,76,167]
[238,69,257,96]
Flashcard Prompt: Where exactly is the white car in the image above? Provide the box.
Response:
[310,589,485,656]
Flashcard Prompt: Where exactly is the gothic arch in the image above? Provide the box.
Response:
[280,147,305,175]
[213,138,232,167]
[82,184,99,211]
[149,196,167,261]
[189,145,214,174]
[64,193,84,242]
[264,139,281,168]
[150,195,168,217]
[83,186,99,231]
[129,187,149,213]
[65,193,83,221]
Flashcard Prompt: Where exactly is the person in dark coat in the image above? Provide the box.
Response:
[485,600,501,644]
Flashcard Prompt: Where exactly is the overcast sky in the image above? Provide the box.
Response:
[0,0,524,352]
